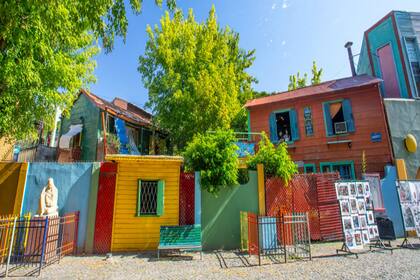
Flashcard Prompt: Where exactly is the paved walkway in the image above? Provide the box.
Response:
[36,240,420,279]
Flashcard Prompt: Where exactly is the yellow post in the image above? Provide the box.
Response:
[257,164,266,216]
[395,159,408,180]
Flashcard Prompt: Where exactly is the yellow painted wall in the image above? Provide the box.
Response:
[0,138,14,161]
[107,155,183,252]
[0,162,25,215]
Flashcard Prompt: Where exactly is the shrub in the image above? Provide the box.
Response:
[247,132,297,183]
[183,130,239,195]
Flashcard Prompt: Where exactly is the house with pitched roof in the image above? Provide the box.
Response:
[57,89,167,162]
[245,75,393,181]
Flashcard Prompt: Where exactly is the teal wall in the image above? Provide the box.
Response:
[21,163,95,251]
[61,94,100,161]
[201,170,259,251]
[357,12,415,98]
[357,38,373,76]
[384,99,420,179]
[367,16,409,98]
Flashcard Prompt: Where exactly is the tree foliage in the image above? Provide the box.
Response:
[0,0,175,140]
[247,132,297,183]
[183,130,239,195]
[288,61,323,91]
[138,6,256,149]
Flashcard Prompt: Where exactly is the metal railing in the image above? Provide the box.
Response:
[0,212,79,277]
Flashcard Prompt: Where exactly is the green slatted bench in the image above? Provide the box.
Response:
[157,224,202,260]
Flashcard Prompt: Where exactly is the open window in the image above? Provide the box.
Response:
[323,99,355,136]
[136,179,164,216]
[269,109,299,143]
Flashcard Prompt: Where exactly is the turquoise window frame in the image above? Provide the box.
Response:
[319,161,355,179]
[322,99,355,137]
[269,108,299,144]
[304,163,316,173]
[136,179,165,217]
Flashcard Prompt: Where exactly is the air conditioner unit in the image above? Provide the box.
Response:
[334,122,348,134]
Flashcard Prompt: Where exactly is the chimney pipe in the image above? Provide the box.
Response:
[345,41,356,77]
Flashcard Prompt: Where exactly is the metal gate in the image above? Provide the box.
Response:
[93,162,117,254]
[246,212,311,265]
[0,212,79,277]
[179,172,195,225]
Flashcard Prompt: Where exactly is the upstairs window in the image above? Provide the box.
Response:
[405,37,420,97]
[137,180,165,216]
[323,99,355,136]
[269,109,299,143]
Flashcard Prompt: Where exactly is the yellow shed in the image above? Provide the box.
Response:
[106,155,183,252]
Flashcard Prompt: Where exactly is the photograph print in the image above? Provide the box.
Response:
[364,182,370,196]
[362,230,370,244]
[350,198,358,214]
[366,211,375,225]
[368,226,375,239]
[354,232,363,247]
[349,183,357,197]
[336,183,350,199]
[402,204,416,230]
[356,183,364,196]
[340,200,351,216]
[365,196,373,210]
[345,231,355,249]
[359,215,368,229]
[357,198,366,214]
[342,216,353,231]
[352,215,360,229]
[398,182,412,203]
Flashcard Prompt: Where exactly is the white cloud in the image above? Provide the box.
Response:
[271,3,277,10]
[281,40,286,46]
[282,0,290,9]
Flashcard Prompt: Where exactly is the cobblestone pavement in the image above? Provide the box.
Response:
[32,239,420,279]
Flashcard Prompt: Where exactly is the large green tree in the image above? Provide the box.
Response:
[0,0,175,140]
[138,6,256,150]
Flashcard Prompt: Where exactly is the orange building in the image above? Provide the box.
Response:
[245,75,393,179]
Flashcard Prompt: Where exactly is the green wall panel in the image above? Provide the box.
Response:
[201,170,259,251]
[384,99,420,179]
[61,94,100,161]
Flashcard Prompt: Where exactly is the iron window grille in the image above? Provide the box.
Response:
[137,180,165,216]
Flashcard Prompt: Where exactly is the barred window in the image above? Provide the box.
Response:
[137,180,164,216]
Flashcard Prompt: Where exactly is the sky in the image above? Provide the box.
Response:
[90,0,420,109]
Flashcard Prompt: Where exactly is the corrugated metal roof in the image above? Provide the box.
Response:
[80,89,152,126]
[245,75,381,108]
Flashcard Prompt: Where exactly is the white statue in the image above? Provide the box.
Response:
[39,178,59,216]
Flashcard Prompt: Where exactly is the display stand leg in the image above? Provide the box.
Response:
[336,242,358,259]
[398,237,419,249]
[369,238,393,254]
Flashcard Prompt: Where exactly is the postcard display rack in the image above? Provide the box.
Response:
[397,181,420,249]
[335,181,383,257]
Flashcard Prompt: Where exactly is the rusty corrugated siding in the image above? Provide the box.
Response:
[315,173,343,241]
